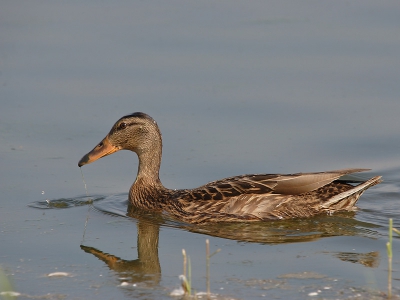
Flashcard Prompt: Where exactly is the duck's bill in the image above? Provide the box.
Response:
[78,136,120,167]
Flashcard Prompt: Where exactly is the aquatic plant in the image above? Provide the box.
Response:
[387,218,400,299]
[0,267,16,300]
[181,248,192,295]
[206,239,221,298]
[178,239,221,299]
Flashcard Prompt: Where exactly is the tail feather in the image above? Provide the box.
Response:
[320,176,382,210]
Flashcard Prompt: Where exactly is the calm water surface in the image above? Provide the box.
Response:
[1,1,400,299]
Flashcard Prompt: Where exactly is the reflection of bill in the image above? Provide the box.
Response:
[81,219,161,287]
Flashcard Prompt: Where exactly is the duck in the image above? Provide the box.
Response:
[78,112,382,224]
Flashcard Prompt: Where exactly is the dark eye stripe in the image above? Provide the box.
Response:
[116,121,140,131]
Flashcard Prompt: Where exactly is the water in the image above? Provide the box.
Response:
[1,1,400,299]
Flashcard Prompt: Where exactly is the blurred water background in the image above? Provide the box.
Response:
[1,1,400,299]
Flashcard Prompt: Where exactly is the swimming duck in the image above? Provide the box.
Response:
[78,112,381,224]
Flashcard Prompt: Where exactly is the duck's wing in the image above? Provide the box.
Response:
[265,168,370,195]
[181,168,370,201]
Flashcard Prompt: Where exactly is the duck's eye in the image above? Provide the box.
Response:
[118,122,127,130]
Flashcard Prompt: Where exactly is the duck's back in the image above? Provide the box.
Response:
[163,169,381,224]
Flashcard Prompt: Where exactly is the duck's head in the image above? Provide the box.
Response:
[78,112,162,167]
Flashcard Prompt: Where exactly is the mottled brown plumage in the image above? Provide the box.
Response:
[78,112,382,224]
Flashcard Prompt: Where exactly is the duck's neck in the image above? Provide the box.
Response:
[136,149,162,184]
[129,141,167,209]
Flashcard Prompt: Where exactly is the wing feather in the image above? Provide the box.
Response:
[271,168,370,194]
[182,168,370,200]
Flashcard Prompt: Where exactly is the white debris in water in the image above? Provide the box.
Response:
[323,286,331,289]
[47,272,70,277]
[0,291,21,297]
[195,291,219,298]
[119,282,137,288]
[308,292,319,296]
[170,286,184,297]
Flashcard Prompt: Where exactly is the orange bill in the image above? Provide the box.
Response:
[78,136,120,167]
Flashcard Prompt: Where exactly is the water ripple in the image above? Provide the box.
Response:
[28,195,105,209]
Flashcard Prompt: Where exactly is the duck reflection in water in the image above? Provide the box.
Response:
[80,204,380,288]
[81,206,161,287]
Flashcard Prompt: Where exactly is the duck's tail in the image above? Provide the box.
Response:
[320,176,382,211]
